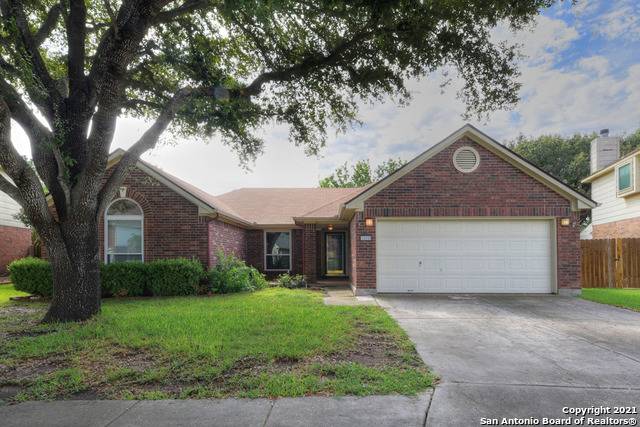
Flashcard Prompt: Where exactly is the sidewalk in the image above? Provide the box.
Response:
[0,392,431,427]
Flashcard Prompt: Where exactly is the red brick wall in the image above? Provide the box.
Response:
[0,225,31,275]
[292,229,303,274]
[556,214,581,290]
[246,230,264,271]
[350,213,376,289]
[208,220,247,267]
[350,219,358,287]
[303,224,317,281]
[99,168,209,266]
[592,217,640,239]
[351,137,580,292]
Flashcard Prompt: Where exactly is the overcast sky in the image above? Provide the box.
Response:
[10,0,640,195]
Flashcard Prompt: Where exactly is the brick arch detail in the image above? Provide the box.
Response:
[98,167,209,265]
[112,188,152,216]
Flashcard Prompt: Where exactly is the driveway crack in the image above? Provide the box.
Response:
[422,390,434,427]
[262,399,275,427]
[104,400,140,427]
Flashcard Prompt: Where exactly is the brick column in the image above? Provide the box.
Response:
[352,212,376,294]
[556,212,581,295]
[303,224,317,282]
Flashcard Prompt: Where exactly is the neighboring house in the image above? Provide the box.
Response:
[580,223,593,240]
[582,130,640,239]
[0,170,31,275]
[94,124,594,295]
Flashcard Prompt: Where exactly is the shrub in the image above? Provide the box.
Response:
[8,257,206,298]
[8,257,53,297]
[209,251,268,294]
[147,258,205,296]
[100,262,149,297]
[274,273,306,289]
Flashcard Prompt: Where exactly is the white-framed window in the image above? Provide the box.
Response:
[105,198,144,263]
[616,161,633,194]
[264,230,291,271]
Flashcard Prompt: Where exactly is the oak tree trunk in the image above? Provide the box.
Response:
[42,218,102,323]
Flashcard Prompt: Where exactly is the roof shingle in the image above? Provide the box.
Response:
[214,187,364,225]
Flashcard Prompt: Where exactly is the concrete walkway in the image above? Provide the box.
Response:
[322,286,377,306]
[0,392,431,427]
[378,294,640,427]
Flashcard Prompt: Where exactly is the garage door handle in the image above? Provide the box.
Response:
[418,261,422,266]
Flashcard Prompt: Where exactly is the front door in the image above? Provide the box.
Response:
[326,232,346,276]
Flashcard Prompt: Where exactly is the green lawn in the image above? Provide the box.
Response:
[0,288,434,402]
[0,284,29,305]
[581,288,640,312]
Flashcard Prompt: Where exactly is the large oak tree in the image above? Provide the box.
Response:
[0,0,555,322]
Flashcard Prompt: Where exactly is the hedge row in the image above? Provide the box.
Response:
[8,257,205,298]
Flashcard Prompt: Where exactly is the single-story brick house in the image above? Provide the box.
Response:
[101,124,595,295]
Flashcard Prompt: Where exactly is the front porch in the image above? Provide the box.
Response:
[301,222,352,283]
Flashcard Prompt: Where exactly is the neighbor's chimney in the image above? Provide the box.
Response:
[590,128,620,173]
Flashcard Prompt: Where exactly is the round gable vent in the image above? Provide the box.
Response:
[453,146,480,173]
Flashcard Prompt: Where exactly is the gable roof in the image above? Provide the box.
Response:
[108,124,594,228]
[109,149,363,226]
[344,124,596,211]
[109,149,251,226]
[581,147,640,183]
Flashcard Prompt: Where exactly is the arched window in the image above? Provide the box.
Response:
[105,198,143,263]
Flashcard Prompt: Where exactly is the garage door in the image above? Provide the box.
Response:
[376,219,554,293]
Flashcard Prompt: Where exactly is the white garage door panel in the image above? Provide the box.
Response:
[377,219,553,293]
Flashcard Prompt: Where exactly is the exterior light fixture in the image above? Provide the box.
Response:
[327,224,334,231]
[365,218,374,227]
[560,218,571,226]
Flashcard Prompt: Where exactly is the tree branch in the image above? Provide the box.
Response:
[0,78,72,217]
[67,0,87,98]
[81,0,172,193]
[96,84,228,214]
[1,0,63,119]
[0,57,19,76]
[96,87,194,214]
[151,0,209,24]
[0,95,52,230]
[34,3,63,46]
[242,30,374,97]
[0,78,52,142]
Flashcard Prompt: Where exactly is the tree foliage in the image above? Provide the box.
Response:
[508,129,640,195]
[0,0,557,321]
[319,157,407,188]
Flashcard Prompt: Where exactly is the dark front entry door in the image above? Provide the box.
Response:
[326,232,346,276]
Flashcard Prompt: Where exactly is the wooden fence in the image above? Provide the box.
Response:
[581,238,640,288]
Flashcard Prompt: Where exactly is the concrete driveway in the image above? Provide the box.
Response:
[377,294,640,426]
